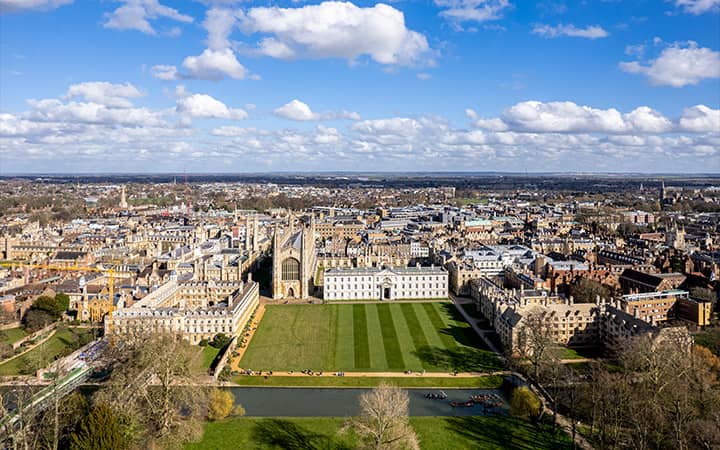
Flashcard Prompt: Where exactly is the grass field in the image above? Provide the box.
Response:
[0,327,94,376]
[240,302,502,373]
[185,416,572,450]
[232,375,504,388]
[548,346,603,360]
[191,346,222,376]
[0,327,27,346]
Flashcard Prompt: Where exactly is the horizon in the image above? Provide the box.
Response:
[2,171,720,178]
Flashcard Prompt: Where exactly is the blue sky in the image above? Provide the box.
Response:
[1,0,718,173]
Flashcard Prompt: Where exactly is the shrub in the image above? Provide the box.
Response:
[207,389,234,421]
[510,386,541,421]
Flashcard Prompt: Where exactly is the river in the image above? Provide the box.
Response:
[228,387,508,417]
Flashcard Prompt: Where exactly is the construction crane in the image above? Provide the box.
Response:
[0,261,116,321]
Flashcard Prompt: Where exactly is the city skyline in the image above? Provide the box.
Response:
[1,0,719,173]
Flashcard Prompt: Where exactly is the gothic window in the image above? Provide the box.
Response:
[282,258,301,281]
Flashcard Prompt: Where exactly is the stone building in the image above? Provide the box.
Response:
[106,273,259,344]
[272,214,317,299]
[323,265,448,301]
[469,276,697,355]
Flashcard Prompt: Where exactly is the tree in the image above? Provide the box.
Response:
[510,386,541,421]
[516,310,555,381]
[32,296,62,318]
[211,333,231,349]
[0,342,12,359]
[693,345,720,373]
[690,287,717,304]
[54,293,70,314]
[94,332,208,447]
[70,404,130,450]
[207,389,235,421]
[23,309,55,331]
[577,331,720,450]
[569,277,612,304]
[342,383,419,450]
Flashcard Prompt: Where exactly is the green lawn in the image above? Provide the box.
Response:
[239,303,502,373]
[548,346,603,360]
[185,416,572,450]
[191,346,222,376]
[0,327,27,345]
[232,375,504,388]
[0,327,94,376]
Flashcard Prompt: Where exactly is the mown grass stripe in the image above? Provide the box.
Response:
[352,304,370,369]
[388,304,424,371]
[376,304,405,370]
[364,304,388,370]
[422,302,457,349]
[335,305,355,370]
[414,302,446,349]
[327,305,339,368]
[399,303,430,354]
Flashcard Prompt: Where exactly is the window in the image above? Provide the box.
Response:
[282,258,301,281]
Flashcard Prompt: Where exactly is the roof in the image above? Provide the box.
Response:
[325,266,446,276]
[619,268,662,288]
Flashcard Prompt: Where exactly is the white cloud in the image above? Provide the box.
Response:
[620,42,720,87]
[154,8,251,81]
[351,118,424,145]
[257,38,295,59]
[204,7,237,50]
[532,24,609,39]
[625,44,645,57]
[103,0,193,35]
[417,72,432,80]
[26,98,167,127]
[0,0,72,13]
[470,101,677,134]
[239,2,432,66]
[474,118,509,131]
[314,125,342,144]
[501,101,627,133]
[623,106,673,133]
[675,0,720,15]
[151,64,179,80]
[273,99,360,121]
[176,94,248,120]
[274,100,318,121]
[678,105,720,132]
[182,48,247,80]
[65,81,143,108]
[434,0,511,24]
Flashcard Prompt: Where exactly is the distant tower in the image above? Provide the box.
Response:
[119,186,128,209]
[666,221,686,250]
[185,174,192,215]
[660,180,666,202]
[639,182,644,192]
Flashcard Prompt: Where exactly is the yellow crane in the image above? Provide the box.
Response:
[0,261,116,322]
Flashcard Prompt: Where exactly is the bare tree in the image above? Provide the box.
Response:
[0,384,42,450]
[342,383,419,450]
[94,332,208,448]
[517,310,555,381]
